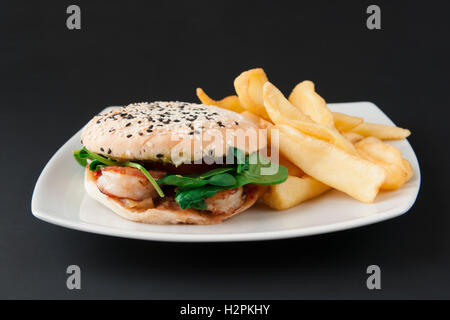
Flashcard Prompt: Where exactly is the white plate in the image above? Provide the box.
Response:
[31,102,420,242]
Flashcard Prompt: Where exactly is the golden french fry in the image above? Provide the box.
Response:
[351,122,411,140]
[196,88,245,113]
[263,175,331,210]
[332,112,364,132]
[263,82,312,121]
[271,125,385,203]
[342,131,364,144]
[234,68,270,119]
[278,156,304,177]
[355,137,408,190]
[263,82,357,155]
[288,80,334,128]
[241,111,273,129]
[402,158,413,182]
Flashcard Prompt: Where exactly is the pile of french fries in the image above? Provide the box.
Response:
[196,68,413,210]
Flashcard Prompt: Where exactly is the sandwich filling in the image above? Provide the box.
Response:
[75,147,288,215]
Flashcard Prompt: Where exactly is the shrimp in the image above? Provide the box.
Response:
[96,165,244,214]
[96,166,166,201]
[205,187,244,215]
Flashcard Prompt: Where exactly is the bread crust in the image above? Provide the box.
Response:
[81,102,265,165]
[85,168,264,225]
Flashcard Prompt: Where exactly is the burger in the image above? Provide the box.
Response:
[74,101,287,225]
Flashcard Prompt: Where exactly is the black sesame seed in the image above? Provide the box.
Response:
[108,148,112,154]
[156,154,163,158]
[127,134,132,138]
[100,147,104,152]
[139,132,143,136]
[146,129,153,133]
[125,122,131,127]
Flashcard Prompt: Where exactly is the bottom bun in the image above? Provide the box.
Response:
[85,168,264,225]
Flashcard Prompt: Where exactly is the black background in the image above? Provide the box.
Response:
[1,0,449,299]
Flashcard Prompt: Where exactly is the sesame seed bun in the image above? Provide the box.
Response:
[84,168,265,225]
[81,101,265,165]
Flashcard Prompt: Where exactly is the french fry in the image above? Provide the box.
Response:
[278,156,304,177]
[402,158,413,182]
[196,69,413,211]
[342,132,364,144]
[271,124,386,203]
[234,68,270,119]
[351,122,411,140]
[355,137,410,190]
[196,88,245,113]
[263,82,357,155]
[289,80,335,128]
[332,112,364,132]
[263,175,331,210]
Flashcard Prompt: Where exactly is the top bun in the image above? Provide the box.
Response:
[81,101,265,165]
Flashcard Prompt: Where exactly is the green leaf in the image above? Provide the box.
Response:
[74,147,117,167]
[187,200,207,211]
[241,164,288,185]
[157,175,209,188]
[158,171,236,191]
[195,167,234,179]
[237,153,288,186]
[73,149,87,167]
[89,160,106,171]
[206,173,236,186]
[86,149,117,166]
[175,185,224,210]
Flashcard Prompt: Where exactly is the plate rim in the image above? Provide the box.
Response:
[31,101,421,242]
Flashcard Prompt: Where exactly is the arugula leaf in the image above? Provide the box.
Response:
[237,153,288,186]
[194,167,234,179]
[73,147,117,166]
[157,172,236,189]
[175,185,224,210]
[73,149,87,167]
[206,173,236,186]
[157,175,210,189]
[89,160,106,171]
